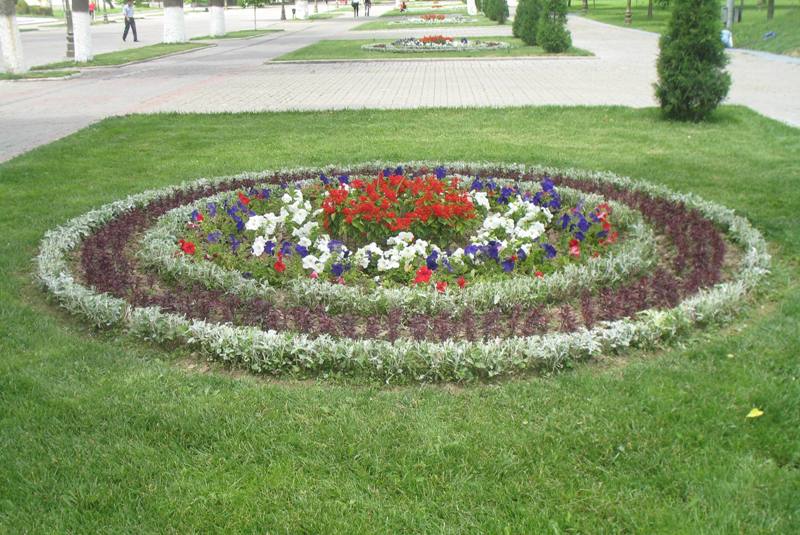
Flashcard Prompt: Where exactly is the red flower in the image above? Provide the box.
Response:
[274,253,286,273]
[436,280,448,293]
[535,271,544,278]
[195,213,204,222]
[457,276,467,289]
[238,192,251,205]
[178,239,196,255]
[309,271,319,279]
[414,265,433,284]
[569,239,581,258]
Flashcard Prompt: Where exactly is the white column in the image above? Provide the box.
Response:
[295,0,308,18]
[0,13,26,73]
[467,0,477,15]
[209,5,225,36]
[163,5,186,43]
[72,11,93,62]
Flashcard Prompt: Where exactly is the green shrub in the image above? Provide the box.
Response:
[513,0,542,44]
[483,0,508,22]
[16,0,30,14]
[654,0,730,121]
[537,0,571,52]
[482,0,495,20]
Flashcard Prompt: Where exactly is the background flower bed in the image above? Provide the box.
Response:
[2,107,799,532]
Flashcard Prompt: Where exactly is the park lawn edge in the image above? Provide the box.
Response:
[31,42,212,70]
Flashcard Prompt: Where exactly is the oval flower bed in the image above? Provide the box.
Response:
[363,37,510,53]
[387,14,479,25]
[36,162,770,383]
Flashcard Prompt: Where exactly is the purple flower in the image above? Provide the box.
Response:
[319,173,330,186]
[470,178,484,191]
[575,231,586,242]
[517,248,528,261]
[261,188,271,200]
[548,192,561,210]
[486,179,498,191]
[435,166,447,179]
[502,258,515,272]
[331,263,345,277]
[280,241,293,256]
[327,239,344,252]
[207,202,217,217]
[560,214,571,230]
[265,240,275,255]
[426,250,439,271]
[542,243,557,259]
[394,166,404,176]
[207,231,222,243]
[229,234,241,253]
[338,174,350,185]
[191,209,202,222]
[295,244,309,257]
[578,215,590,233]
[542,177,555,192]
[487,241,501,261]
[464,244,479,256]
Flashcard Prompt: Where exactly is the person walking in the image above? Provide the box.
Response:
[351,0,359,17]
[363,0,370,15]
[89,1,96,20]
[122,0,138,41]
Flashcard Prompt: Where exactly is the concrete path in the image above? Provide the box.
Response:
[1,9,798,163]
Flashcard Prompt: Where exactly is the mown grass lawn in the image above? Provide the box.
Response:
[190,28,284,40]
[32,42,210,70]
[273,36,590,60]
[0,69,78,80]
[573,0,800,56]
[0,106,798,532]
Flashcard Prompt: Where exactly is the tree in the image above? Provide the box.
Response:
[209,0,226,36]
[0,0,26,72]
[482,0,495,20]
[163,0,187,43]
[513,0,542,45]
[494,0,509,23]
[537,0,571,52]
[72,0,93,62]
[654,0,730,121]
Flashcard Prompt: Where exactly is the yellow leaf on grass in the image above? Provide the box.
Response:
[746,408,764,418]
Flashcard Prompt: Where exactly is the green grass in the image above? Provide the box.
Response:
[352,13,496,29]
[0,69,78,80]
[309,6,352,18]
[31,42,210,70]
[190,28,283,40]
[1,106,799,532]
[573,0,800,56]
[273,36,590,60]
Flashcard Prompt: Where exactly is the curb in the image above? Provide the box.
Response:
[32,43,217,73]
[269,54,596,64]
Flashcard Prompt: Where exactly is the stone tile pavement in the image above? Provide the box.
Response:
[1,12,798,163]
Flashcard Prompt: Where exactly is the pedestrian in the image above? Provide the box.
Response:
[364,0,370,15]
[351,0,359,17]
[399,1,407,12]
[89,1,96,20]
[122,0,138,42]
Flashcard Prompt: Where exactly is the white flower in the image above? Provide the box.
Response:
[292,208,309,226]
[252,236,267,257]
[302,254,324,273]
[245,215,266,231]
[298,236,312,248]
[281,193,293,204]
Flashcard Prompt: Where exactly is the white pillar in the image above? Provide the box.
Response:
[395,0,401,7]
[467,0,477,15]
[209,5,225,36]
[295,0,308,18]
[163,5,186,43]
[72,11,93,62]
[0,13,26,73]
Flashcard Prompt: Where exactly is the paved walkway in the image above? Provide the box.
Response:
[1,10,798,162]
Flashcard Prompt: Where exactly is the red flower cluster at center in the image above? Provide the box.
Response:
[322,173,476,245]
[420,35,453,44]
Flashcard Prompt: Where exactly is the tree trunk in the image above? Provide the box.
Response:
[647,0,652,18]
[766,0,774,19]
[725,0,734,27]
[209,0,225,36]
[0,0,26,73]
[72,0,93,62]
[163,0,186,42]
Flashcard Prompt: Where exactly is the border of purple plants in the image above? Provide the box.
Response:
[36,162,770,383]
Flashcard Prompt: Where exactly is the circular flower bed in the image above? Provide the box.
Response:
[388,14,479,24]
[36,163,770,383]
[363,37,509,53]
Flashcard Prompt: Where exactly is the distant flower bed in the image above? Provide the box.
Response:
[387,14,478,24]
[363,37,509,53]
[36,162,770,383]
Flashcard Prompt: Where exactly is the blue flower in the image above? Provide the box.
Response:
[575,231,585,242]
[434,166,447,179]
[295,244,309,257]
[190,209,201,222]
[394,166,404,176]
[327,239,344,252]
[338,174,350,185]
[542,177,555,192]
[331,263,345,277]
[383,167,393,177]
[560,214,571,230]
[548,192,561,210]
[487,241,501,261]
[502,258,515,272]
[229,235,241,253]
[227,205,239,217]
[426,250,439,271]
[470,178,484,191]
[464,244,480,256]
[207,202,217,217]
[261,188,271,200]
[486,179,498,191]
[517,248,528,261]
[319,173,330,186]
[578,215,590,233]
[542,243,557,259]
[265,240,275,255]
[441,256,453,272]
[232,214,244,232]
[596,230,608,239]
[281,241,293,256]
[207,231,222,243]
[532,191,544,206]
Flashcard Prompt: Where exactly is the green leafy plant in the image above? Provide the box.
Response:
[513,0,542,44]
[537,0,571,52]
[654,0,730,121]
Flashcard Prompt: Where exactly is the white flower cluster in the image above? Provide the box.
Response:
[36,162,771,383]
